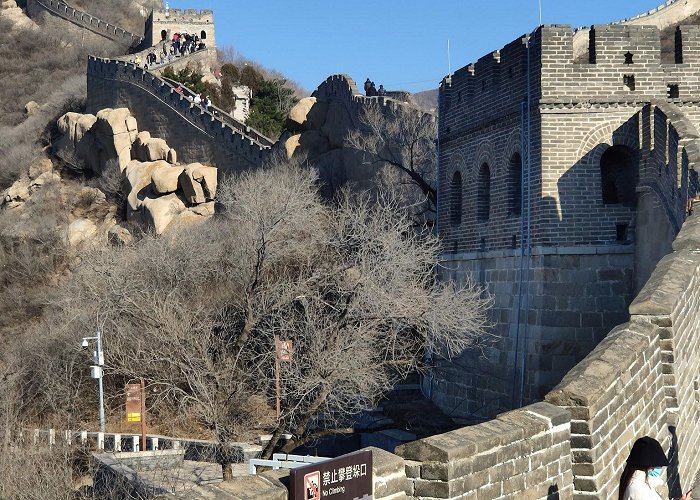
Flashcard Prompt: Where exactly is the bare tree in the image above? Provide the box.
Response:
[346,103,438,219]
[13,155,490,478]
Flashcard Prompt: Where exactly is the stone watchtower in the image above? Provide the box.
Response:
[144,4,215,48]
[429,12,700,421]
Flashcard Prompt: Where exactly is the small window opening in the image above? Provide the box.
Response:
[624,75,636,91]
[509,67,514,79]
[511,235,517,249]
[482,81,486,91]
[450,171,463,226]
[624,52,634,64]
[160,29,167,41]
[480,237,486,251]
[445,126,451,135]
[457,91,462,102]
[668,84,680,99]
[201,30,207,40]
[616,223,629,242]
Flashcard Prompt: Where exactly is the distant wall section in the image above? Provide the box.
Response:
[87,57,271,172]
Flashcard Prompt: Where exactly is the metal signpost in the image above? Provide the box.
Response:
[289,450,373,500]
[81,328,105,433]
[274,336,294,419]
[125,379,147,451]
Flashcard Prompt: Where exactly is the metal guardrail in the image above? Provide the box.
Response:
[249,453,330,475]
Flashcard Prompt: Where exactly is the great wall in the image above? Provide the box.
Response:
[8,0,700,497]
[25,0,143,47]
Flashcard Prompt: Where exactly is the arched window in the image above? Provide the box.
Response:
[600,146,638,206]
[450,171,463,226]
[477,163,491,221]
[160,29,167,41]
[201,30,207,40]
[508,153,522,216]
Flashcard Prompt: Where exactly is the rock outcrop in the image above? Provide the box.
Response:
[54,109,218,235]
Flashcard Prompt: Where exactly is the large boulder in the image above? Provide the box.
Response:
[94,108,138,171]
[28,157,53,180]
[24,101,39,115]
[152,165,185,195]
[124,160,167,211]
[57,112,97,147]
[141,192,187,235]
[108,225,133,246]
[321,101,354,148]
[1,176,30,207]
[284,134,302,159]
[286,97,328,133]
[65,219,97,246]
[298,130,331,159]
[178,163,217,204]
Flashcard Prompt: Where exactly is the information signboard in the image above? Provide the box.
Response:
[125,383,142,423]
[289,450,373,500]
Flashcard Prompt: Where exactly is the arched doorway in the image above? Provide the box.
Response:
[600,145,638,207]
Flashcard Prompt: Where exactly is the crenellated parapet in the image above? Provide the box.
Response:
[87,56,272,171]
[26,0,143,47]
[312,74,434,131]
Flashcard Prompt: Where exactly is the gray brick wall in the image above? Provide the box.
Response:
[433,22,700,420]
[86,57,271,173]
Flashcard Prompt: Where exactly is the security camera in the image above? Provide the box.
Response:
[81,338,89,349]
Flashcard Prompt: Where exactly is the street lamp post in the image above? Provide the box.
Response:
[81,328,105,433]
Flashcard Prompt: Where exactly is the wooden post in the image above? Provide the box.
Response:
[274,335,281,419]
[140,378,147,452]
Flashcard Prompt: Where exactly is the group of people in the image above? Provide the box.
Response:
[170,32,206,57]
[192,93,212,111]
[364,78,386,97]
[131,32,207,70]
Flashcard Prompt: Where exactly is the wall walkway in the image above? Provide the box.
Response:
[87,56,273,172]
[25,0,143,48]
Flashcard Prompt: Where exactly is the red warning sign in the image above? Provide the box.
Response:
[304,471,320,500]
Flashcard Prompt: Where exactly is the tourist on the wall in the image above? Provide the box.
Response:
[378,84,386,96]
[364,78,371,95]
[619,437,692,500]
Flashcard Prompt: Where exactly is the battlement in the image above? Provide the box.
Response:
[147,6,216,48]
[26,0,143,46]
[312,74,434,133]
[152,8,214,24]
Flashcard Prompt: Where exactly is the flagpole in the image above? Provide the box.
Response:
[539,0,542,25]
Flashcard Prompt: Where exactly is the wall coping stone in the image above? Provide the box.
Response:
[545,321,657,416]
[672,211,700,252]
[629,249,700,316]
[395,402,564,464]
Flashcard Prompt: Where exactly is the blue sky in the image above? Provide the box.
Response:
[166,0,665,93]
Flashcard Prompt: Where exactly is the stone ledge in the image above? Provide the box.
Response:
[440,244,635,262]
[629,249,700,316]
[672,212,700,252]
[545,320,657,416]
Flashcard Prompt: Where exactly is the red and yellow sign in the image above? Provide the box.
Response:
[125,383,142,423]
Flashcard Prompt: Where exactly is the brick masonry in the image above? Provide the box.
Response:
[86,56,272,173]
[431,21,700,420]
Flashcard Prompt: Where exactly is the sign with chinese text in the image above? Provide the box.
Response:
[276,338,294,362]
[289,450,373,500]
[125,383,142,423]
